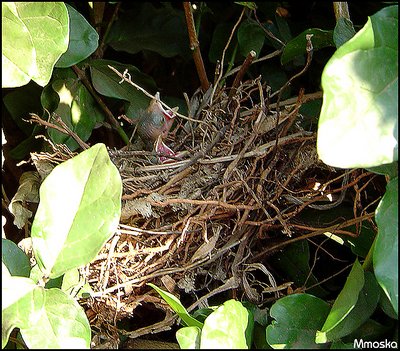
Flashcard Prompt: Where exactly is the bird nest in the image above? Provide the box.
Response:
[30,77,363,348]
[83,76,362,346]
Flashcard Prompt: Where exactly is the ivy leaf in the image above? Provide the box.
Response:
[106,3,189,58]
[2,2,69,87]
[56,3,99,67]
[237,20,265,58]
[373,177,398,316]
[2,276,90,348]
[317,5,398,168]
[48,78,104,151]
[31,144,122,278]
[266,293,330,348]
[281,28,334,65]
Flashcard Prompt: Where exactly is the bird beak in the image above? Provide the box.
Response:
[155,135,176,163]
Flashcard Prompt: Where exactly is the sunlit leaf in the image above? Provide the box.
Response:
[31,144,122,278]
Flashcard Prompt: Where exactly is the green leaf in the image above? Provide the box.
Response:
[2,2,69,87]
[373,177,398,316]
[366,161,398,178]
[237,20,265,58]
[271,241,328,297]
[275,12,292,43]
[3,82,42,135]
[47,78,104,151]
[31,143,122,278]
[2,276,90,348]
[316,261,380,342]
[200,299,253,349]
[55,4,99,68]
[317,5,398,168]
[281,28,334,65]
[176,326,201,349]
[106,3,189,58]
[333,17,356,48]
[148,283,203,329]
[2,239,31,278]
[266,293,330,348]
[261,61,290,98]
[89,59,157,119]
[208,23,238,64]
[234,2,257,10]
[344,220,376,258]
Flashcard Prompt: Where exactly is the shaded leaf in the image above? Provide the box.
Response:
[266,293,330,348]
[56,4,99,68]
[3,82,42,135]
[237,20,265,58]
[316,261,380,342]
[333,17,356,48]
[271,241,328,297]
[373,177,398,316]
[106,3,189,58]
[209,22,238,64]
[281,28,334,65]
[366,161,398,178]
[2,239,31,278]
[89,59,157,119]
[234,2,257,10]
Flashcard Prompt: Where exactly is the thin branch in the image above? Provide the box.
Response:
[93,2,122,59]
[28,113,89,150]
[183,2,210,92]
[71,65,130,144]
[228,50,256,99]
[333,2,351,21]
[210,7,246,104]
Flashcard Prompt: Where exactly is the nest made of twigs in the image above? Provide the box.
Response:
[30,77,375,348]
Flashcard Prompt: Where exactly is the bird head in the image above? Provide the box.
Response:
[137,93,178,150]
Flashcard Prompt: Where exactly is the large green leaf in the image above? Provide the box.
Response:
[2,273,90,348]
[2,2,69,87]
[317,5,398,168]
[316,260,380,343]
[208,22,238,64]
[281,28,334,65]
[200,299,254,349]
[89,59,157,120]
[373,177,398,316]
[55,3,99,68]
[106,3,189,58]
[31,143,122,278]
[47,78,104,151]
[237,19,265,58]
[266,293,330,348]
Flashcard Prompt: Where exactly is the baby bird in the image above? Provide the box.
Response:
[136,93,177,162]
